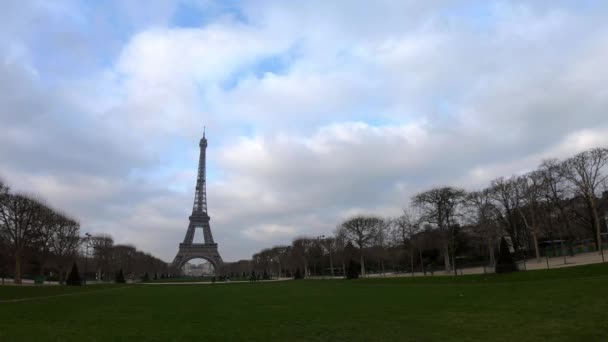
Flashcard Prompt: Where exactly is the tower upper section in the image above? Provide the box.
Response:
[200,127,207,148]
[192,128,208,215]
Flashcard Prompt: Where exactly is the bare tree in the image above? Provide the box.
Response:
[33,205,62,276]
[292,237,315,277]
[48,215,81,283]
[372,221,390,276]
[539,159,574,262]
[264,245,289,278]
[0,194,45,284]
[561,148,608,261]
[252,249,272,275]
[490,177,525,249]
[113,244,137,278]
[413,187,466,274]
[340,215,383,277]
[465,188,501,267]
[0,179,9,283]
[515,173,545,261]
[392,209,422,276]
[333,225,349,277]
[318,237,336,276]
[91,234,114,281]
[0,178,7,196]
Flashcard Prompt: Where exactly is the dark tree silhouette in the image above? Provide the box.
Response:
[495,237,517,273]
[66,262,82,286]
[346,259,359,279]
[340,215,384,276]
[115,269,126,283]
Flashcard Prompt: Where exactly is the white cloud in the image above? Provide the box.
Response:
[242,224,296,242]
[1,1,608,261]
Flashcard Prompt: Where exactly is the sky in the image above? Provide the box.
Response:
[1,0,608,262]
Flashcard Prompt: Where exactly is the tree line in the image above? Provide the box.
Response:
[222,147,608,278]
[0,178,171,284]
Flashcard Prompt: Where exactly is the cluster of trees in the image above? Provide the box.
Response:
[0,178,170,284]
[223,147,608,278]
[85,234,176,281]
[0,179,80,284]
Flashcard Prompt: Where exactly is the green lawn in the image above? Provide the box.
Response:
[1,264,607,341]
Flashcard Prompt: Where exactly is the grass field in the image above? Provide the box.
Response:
[1,264,607,341]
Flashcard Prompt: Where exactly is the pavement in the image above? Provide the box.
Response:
[360,250,607,278]
[138,278,292,285]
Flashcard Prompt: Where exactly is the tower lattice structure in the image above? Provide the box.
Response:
[172,129,223,272]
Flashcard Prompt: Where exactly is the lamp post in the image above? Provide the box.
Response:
[84,233,91,285]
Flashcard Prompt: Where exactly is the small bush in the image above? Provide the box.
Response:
[495,236,518,273]
[66,263,82,286]
[346,259,359,279]
[294,268,303,279]
[115,269,126,283]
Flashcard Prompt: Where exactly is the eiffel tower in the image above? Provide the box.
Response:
[172,128,223,273]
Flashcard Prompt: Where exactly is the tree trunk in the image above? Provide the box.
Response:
[419,248,425,275]
[58,265,64,284]
[531,230,540,262]
[443,243,451,272]
[589,196,605,262]
[531,211,540,262]
[559,207,575,257]
[452,250,457,276]
[488,239,495,266]
[518,208,540,262]
[329,252,334,277]
[549,214,567,265]
[559,230,567,265]
[410,245,415,276]
[360,254,365,277]
[14,249,22,285]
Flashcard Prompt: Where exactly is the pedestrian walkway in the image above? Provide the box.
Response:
[363,250,607,278]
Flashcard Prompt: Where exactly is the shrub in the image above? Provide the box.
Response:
[66,263,82,286]
[115,269,126,283]
[141,272,150,282]
[346,259,360,279]
[294,268,303,279]
[495,236,518,273]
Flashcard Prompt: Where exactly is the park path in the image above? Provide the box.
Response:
[138,278,291,285]
[358,250,607,278]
